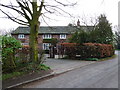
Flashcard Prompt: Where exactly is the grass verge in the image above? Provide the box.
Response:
[116,49,120,51]
[61,54,117,61]
[98,54,117,61]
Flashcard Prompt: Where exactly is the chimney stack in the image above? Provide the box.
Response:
[77,19,80,26]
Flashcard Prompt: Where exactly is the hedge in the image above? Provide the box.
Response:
[60,43,115,58]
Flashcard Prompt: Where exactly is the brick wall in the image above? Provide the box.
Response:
[12,34,72,50]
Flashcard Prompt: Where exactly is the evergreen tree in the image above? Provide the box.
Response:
[69,14,113,44]
[115,31,120,49]
[69,28,90,44]
[95,14,113,44]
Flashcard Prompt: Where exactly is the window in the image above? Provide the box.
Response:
[18,34,25,39]
[43,34,52,39]
[43,43,51,50]
[60,34,66,39]
[21,43,29,46]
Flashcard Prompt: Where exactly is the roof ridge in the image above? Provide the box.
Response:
[18,26,71,28]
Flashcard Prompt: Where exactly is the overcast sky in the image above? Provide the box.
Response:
[0,0,119,32]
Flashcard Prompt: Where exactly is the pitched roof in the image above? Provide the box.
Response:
[11,26,94,34]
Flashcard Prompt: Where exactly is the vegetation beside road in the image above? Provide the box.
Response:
[61,43,114,59]
[62,53,117,62]
[1,72,24,80]
[58,14,116,63]
[2,63,50,80]
[98,54,117,61]
[63,14,115,60]
[1,36,50,81]
[116,49,120,51]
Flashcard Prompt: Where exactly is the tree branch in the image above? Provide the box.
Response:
[0,9,28,26]
[0,3,24,15]
[43,5,54,14]
[54,0,77,7]
[38,0,44,14]
[44,5,73,17]
[17,1,31,22]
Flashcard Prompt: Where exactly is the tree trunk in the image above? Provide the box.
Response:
[29,1,42,63]
[29,22,39,62]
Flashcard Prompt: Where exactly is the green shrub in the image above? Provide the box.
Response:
[85,58,99,61]
[38,64,50,70]
[2,72,24,80]
[2,36,22,73]
[69,29,90,44]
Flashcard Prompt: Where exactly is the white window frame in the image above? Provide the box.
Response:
[60,34,66,39]
[43,34,52,39]
[18,34,25,39]
[43,43,51,50]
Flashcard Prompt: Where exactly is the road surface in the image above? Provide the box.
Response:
[18,51,119,88]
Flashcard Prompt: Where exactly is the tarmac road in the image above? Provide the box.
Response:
[19,51,119,88]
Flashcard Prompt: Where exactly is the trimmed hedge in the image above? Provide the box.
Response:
[60,43,115,58]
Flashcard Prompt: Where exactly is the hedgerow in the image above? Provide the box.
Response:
[60,43,114,59]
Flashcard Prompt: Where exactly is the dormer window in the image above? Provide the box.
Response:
[43,34,52,39]
[60,34,66,39]
[18,34,25,39]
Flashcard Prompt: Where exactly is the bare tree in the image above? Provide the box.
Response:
[76,14,98,31]
[0,0,76,62]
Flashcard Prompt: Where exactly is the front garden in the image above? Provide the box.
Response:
[1,36,51,88]
[1,14,117,88]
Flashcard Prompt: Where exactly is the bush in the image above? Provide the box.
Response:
[84,58,99,61]
[60,43,115,59]
[69,29,90,44]
[16,47,30,64]
[2,36,22,72]
[16,46,45,65]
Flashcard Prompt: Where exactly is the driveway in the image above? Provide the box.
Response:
[18,51,119,88]
[44,58,96,74]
